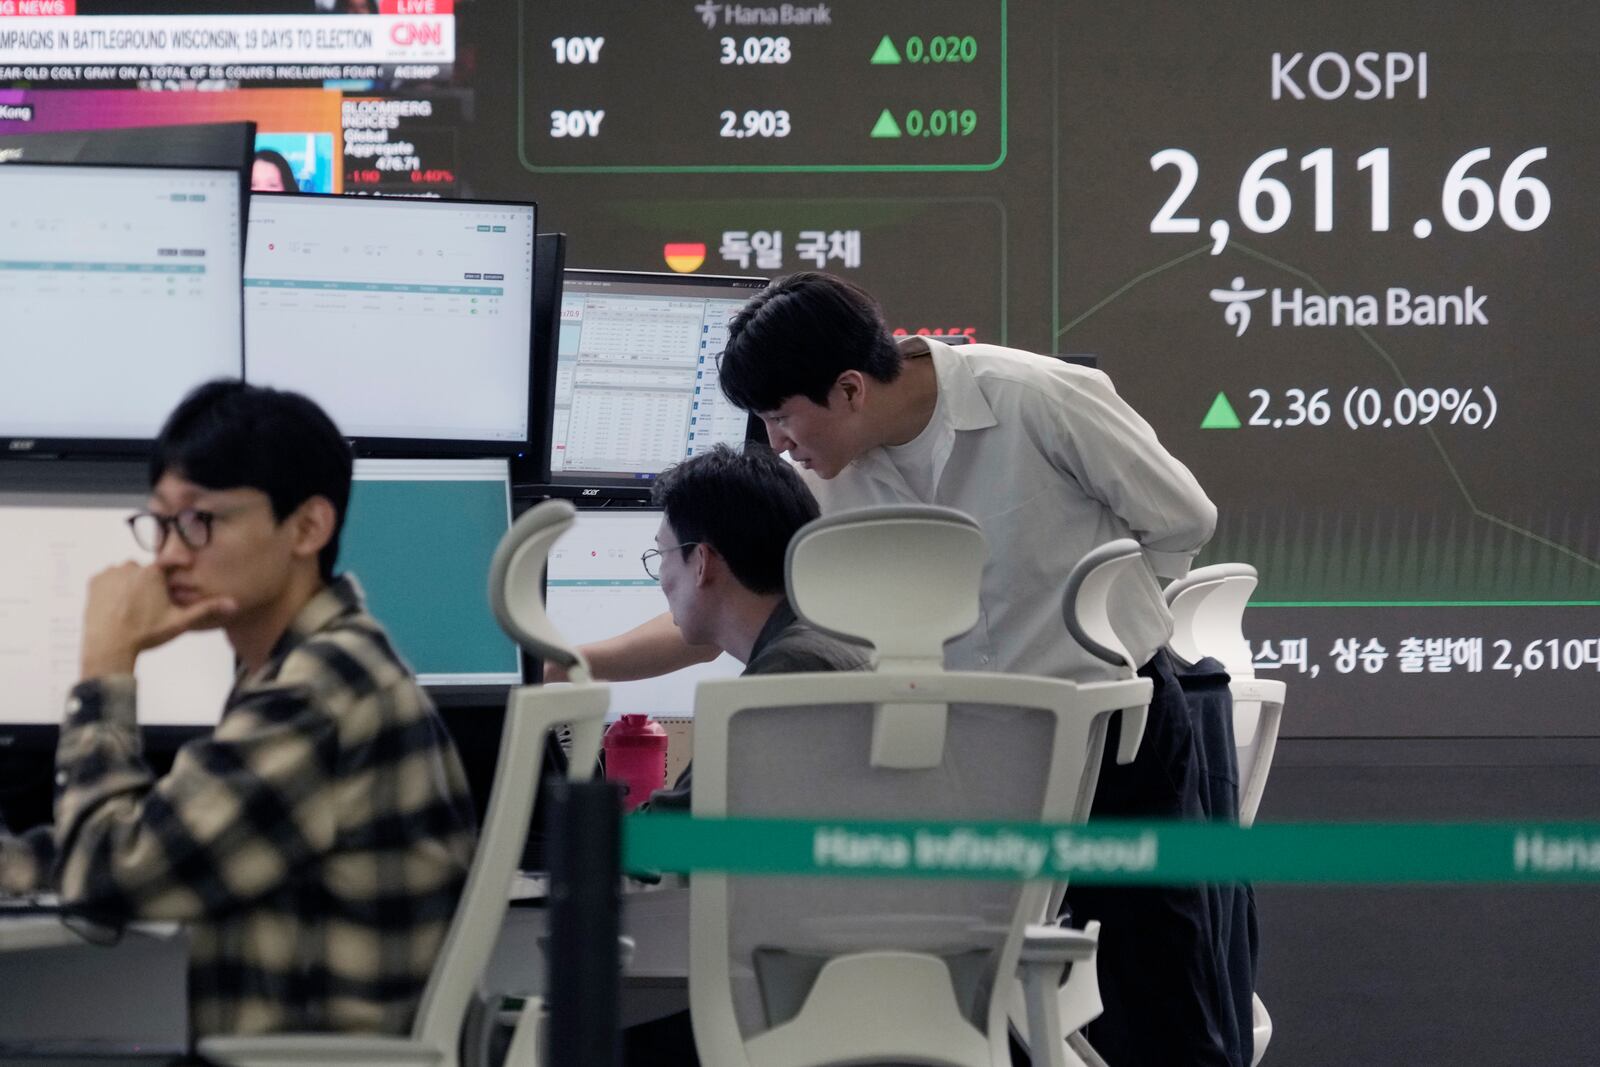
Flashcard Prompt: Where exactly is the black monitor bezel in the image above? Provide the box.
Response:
[511,233,567,490]
[0,159,248,461]
[531,267,768,502]
[244,191,539,458]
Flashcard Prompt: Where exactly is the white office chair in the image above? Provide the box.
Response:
[200,500,609,1067]
[688,505,1151,1067]
[1012,538,1171,1067]
[1164,564,1283,833]
[1060,537,1171,772]
[1165,562,1286,1067]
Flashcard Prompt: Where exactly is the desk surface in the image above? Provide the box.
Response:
[1,910,183,954]
[0,919,190,1052]
[0,914,83,953]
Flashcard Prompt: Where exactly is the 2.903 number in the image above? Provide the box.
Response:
[720,109,792,138]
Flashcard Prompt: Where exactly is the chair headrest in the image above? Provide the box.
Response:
[1163,561,1258,606]
[1164,563,1258,674]
[487,499,584,671]
[785,505,985,671]
[1061,538,1158,673]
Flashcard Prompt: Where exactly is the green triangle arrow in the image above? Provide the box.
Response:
[1201,392,1242,429]
[869,109,902,138]
[869,35,901,64]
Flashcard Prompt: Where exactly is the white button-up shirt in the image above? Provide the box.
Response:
[799,339,1216,680]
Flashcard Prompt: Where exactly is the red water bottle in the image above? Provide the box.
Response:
[603,714,669,812]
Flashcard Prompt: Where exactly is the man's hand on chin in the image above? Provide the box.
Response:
[79,562,238,681]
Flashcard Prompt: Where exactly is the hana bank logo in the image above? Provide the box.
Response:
[1209,276,1267,337]
[694,1,719,28]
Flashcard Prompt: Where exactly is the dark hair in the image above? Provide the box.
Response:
[651,444,819,596]
[150,380,352,582]
[251,148,298,192]
[718,271,902,414]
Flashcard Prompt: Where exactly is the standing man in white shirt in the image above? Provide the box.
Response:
[570,272,1232,1066]
[574,273,1216,682]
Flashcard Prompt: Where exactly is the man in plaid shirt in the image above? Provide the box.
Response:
[0,381,476,1038]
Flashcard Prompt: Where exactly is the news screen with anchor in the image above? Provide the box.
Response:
[0,0,459,195]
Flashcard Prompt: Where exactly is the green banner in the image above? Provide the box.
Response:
[622,815,1600,885]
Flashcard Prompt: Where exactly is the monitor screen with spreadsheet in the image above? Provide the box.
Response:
[244,194,537,452]
[542,269,767,499]
[0,163,244,451]
[544,508,742,717]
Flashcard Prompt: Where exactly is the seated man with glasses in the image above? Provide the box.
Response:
[616,443,869,812]
[0,380,476,1039]
[613,443,869,1067]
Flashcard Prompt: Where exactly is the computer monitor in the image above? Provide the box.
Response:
[0,122,256,256]
[544,508,742,717]
[0,457,519,747]
[541,269,768,501]
[0,162,245,454]
[0,496,236,737]
[244,194,537,454]
[343,458,523,699]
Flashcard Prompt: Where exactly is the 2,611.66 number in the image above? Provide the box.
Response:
[1151,147,1550,236]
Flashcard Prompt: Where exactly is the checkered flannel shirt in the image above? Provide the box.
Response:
[0,575,477,1038]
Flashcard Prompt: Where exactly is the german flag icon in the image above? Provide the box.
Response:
[663,242,706,273]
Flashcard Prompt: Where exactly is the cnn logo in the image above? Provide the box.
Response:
[390,21,444,46]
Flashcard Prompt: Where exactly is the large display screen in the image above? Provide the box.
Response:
[244,194,535,448]
[0,162,242,445]
[1,0,1594,736]
[1050,4,1597,737]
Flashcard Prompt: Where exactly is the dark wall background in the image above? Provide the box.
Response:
[2,3,1598,1061]
[1258,738,1600,1066]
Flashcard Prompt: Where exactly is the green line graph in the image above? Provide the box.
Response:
[1203,506,1600,605]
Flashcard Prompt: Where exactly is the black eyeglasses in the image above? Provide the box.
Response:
[127,507,239,553]
[641,542,699,581]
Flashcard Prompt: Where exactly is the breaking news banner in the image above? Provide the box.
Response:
[0,2,454,85]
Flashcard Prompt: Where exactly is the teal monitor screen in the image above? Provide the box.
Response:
[341,459,521,691]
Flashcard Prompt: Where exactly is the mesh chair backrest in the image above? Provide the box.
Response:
[723,697,1057,1037]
